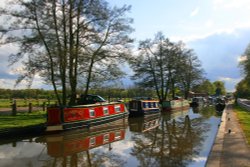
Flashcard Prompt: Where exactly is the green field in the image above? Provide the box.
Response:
[0,111,46,130]
[234,105,250,144]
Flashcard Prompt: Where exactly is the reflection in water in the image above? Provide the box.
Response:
[37,118,128,167]
[0,107,220,167]
[130,109,212,167]
[128,113,160,132]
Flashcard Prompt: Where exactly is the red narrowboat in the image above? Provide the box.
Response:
[46,100,128,131]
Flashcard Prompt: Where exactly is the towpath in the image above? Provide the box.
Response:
[206,104,250,167]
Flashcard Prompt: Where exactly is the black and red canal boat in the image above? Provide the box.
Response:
[46,95,128,131]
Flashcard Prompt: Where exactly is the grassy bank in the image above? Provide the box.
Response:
[233,105,250,144]
[0,111,46,130]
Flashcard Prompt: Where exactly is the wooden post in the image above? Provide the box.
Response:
[11,99,17,116]
[12,142,16,147]
[43,102,46,111]
[28,102,32,113]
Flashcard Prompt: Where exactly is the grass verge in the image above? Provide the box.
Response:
[233,104,250,144]
[0,111,46,130]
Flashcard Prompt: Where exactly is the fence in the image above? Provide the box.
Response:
[0,99,57,115]
[237,98,250,111]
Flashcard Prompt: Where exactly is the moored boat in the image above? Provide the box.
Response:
[162,99,190,112]
[189,97,205,107]
[128,98,160,117]
[215,97,226,112]
[46,96,128,131]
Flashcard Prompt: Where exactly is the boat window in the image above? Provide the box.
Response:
[132,102,137,109]
[104,134,109,143]
[144,102,149,108]
[115,105,121,112]
[90,109,95,117]
[89,137,96,147]
[115,131,121,140]
[151,102,154,108]
[103,107,109,115]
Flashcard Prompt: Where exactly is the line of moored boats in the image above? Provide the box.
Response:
[46,94,226,132]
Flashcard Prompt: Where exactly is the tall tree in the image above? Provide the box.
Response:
[235,79,250,98]
[213,81,226,96]
[0,0,133,105]
[239,43,250,80]
[177,47,204,99]
[130,32,203,102]
[236,43,250,98]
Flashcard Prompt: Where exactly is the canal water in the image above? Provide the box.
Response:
[0,106,221,167]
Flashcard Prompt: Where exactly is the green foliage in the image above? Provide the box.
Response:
[213,81,226,95]
[0,111,46,130]
[235,79,250,98]
[239,43,250,80]
[192,79,215,95]
[234,105,250,144]
[0,88,57,99]
[87,86,156,99]
[236,43,250,98]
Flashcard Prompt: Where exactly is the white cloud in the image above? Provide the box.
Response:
[213,0,250,9]
[217,77,240,82]
[171,24,248,43]
[193,156,207,162]
[217,77,242,91]
[205,20,214,28]
[237,55,247,63]
[190,7,200,17]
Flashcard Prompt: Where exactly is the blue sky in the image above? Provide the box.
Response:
[1,0,250,91]
[109,0,250,91]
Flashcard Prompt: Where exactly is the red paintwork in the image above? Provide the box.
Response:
[47,108,61,125]
[47,130,126,157]
[64,108,88,122]
[63,104,125,123]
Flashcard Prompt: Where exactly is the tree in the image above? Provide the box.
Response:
[239,43,250,80]
[192,79,215,95]
[174,43,204,99]
[130,32,203,102]
[130,32,172,102]
[237,43,250,98]
[213,81,226,96]
[0,0,133,105]
[235,79,250,98]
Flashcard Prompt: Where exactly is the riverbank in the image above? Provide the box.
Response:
[234,104,250,143]
[0,111,46,138]
[206,103,250,167]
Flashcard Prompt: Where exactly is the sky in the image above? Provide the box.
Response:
[109,0,250,92]
[1,0,250,91]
